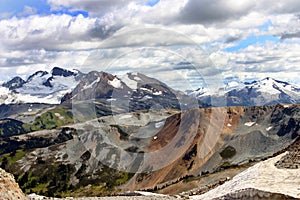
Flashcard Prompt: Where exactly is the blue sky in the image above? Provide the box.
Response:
[225,34,280,52]
[0,0,88,18]
[147,0,160,7]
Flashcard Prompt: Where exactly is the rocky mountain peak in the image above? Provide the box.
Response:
[26,70,49,82]
[2,76,26,90]
[51,67,77,77]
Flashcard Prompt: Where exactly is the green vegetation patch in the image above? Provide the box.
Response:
[0,150,26,167]
[23,107,73,132]
[0,119,26,137]
[0,106,74,138]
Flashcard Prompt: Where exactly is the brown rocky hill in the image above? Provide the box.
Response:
[124,104,300,191]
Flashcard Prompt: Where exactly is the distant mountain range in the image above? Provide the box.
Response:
[1,67,300,107]
[188,77,300,106]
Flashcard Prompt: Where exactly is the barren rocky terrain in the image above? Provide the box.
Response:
[0,168,26,200]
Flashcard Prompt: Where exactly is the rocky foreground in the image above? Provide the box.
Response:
[0,167,179,200]
[2,151,300,200]
[1,138,300,200]
[0,168,27,200]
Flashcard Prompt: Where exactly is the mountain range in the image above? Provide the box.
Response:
[189,77,300,106]
[1,67,300,108]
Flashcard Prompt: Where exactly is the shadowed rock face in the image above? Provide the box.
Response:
[275,137,300,169]
[2,76,26,90]
[0,168,26,200]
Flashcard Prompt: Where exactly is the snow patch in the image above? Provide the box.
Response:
[244,122,256,127]
[227,123,232,127]
[119,115,132,120]
[226,81,240,90]
[83,77,100,90]
[191,152,300,200]
[108,78,123,89]
[121,74,138,90]
[155,121,165,128]
[106,98,116,102]
[140,87,151,92]
[266,126,273,131]
[134,76,141,81]
[134,191,166,197]
[153,91,162,95]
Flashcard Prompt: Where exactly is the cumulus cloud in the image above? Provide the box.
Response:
[212,42,300,84]
[47,0,149,16]
[0,0,300,89]
[178,0,255,24]
[0,14,122,51]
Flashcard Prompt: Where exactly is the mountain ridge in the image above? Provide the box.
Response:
[189,77,300,106]
[2,67,300,107]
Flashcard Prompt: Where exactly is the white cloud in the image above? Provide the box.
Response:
[0,0,300,91]
[0,14,121,51]
[211,41,300,84]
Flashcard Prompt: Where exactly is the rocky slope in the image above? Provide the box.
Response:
[0,167,27,200]
[122,104,300,192]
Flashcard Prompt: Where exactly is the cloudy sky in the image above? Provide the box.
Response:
[0,0,300,90]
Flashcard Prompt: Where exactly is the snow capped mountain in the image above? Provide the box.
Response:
[63,71,131,102]
[0,67,82,105]
[191,77,300,106]
[2,76,26,90]
[61,70,196,117]
[2,67,299,108]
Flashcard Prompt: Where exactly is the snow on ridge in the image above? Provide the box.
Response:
[108,77,123,89]
[121,75,138,90]
[83,77,100,90]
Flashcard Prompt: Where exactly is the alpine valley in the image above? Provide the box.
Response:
[0,67,300,199]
